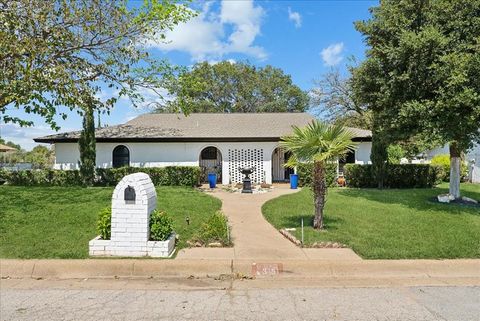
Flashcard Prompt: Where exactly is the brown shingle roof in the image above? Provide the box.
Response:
[34,113,372,143]
[0,144,17,152]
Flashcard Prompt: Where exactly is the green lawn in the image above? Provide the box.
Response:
[262,183,480,259]
[0,186,221,259]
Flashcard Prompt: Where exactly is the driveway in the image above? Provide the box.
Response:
[177,185,360,261]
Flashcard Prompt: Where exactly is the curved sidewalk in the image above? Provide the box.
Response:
[176,185,360,261]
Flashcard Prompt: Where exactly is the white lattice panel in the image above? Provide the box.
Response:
[228,149,264,183]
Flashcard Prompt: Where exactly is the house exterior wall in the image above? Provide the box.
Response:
[54,141,279,184]
[54,140,374,185]
[355,142,372,165]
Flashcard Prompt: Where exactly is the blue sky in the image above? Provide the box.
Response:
[1,0,378,150]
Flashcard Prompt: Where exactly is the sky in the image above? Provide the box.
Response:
[1,0,378,150]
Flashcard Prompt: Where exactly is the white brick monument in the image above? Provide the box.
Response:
[89,172,175,257]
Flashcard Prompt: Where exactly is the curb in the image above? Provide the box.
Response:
[2,259,480,288]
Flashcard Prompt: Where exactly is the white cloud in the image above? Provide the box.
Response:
[288,7,302,28]
[320,43,345,66]
[0,123,77,151]
[145,0,266,61]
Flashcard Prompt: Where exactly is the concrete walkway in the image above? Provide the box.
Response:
[176,185,360,261]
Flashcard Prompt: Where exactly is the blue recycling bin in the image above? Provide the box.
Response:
[290,174,298,189]
[208,173,217,188]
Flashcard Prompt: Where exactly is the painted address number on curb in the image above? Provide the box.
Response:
[252,263,283,276]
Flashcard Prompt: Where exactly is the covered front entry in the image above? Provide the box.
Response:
[199,146,222,183]
[272,147,294,182]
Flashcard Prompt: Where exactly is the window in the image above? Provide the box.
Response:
[201,147,218,160]
[112,145,130,168]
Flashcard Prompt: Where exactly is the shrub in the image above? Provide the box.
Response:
[0,166,201,187]
[431,154,468,182]
[296,162,338,188]
[387,144,405,164]
[193,211,231,246]
[150,210,174,241]
[97,207,111,240]
[344,164,444,188]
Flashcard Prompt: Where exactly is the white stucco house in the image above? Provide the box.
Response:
[34,113,373,185]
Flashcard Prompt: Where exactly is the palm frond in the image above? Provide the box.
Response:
[280,120,358,164]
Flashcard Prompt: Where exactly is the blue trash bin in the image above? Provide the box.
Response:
[208,173,217,188]
[290,174,298,189]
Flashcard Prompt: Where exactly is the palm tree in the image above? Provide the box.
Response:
[280,121,357,229]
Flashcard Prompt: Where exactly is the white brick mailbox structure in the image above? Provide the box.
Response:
[89,172,176,257]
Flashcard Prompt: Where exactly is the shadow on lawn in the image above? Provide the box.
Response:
[336,185,480,215]
[281,214,344,231]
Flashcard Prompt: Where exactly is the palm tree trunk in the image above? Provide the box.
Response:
[313,161,327,229]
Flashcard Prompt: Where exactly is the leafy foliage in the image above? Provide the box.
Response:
[0,166,201,187]
[192,211,231,246]
[79,106,96,185]
[280,121,357,229]
[150,210,174,241]
[1,0,194,129]
[157,61,309,114]
[344,164,444,188]
[96,166,201,187]
[387,144,406,164]
[96,207,111,240]
[310,69,372,129]
[351,0,480,196]
[0,145,55,169]
[296,162,338,188]
[431,154,468,182]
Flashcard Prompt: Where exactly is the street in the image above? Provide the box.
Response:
[1,278,479,321]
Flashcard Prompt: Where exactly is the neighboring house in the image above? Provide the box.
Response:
[0,144,17,153]
[35,113,372,184]
[426,143,480,184]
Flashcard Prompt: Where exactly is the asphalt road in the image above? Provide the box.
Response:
[1,279,479,321]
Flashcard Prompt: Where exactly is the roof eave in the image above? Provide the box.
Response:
[34,135,372,144]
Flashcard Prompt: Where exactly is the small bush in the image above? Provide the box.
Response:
[193,211,231,246]
[97,207,111,240]
[431,154,468,182]
[344,164,444,188]
[296,162,338,187]
[387,144,405,164]
[150,210,174,241]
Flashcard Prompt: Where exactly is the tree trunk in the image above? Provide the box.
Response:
[449,142,461,199]
[371,114,388,189]
[313,161,327,229]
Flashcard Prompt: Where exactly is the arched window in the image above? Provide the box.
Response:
[112,145,130,168]
[200,146,218,160]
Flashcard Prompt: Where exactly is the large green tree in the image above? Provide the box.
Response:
[281,121,357,229]
[352,0,480,197]
[0,0,193,129]
[158,61,309,113]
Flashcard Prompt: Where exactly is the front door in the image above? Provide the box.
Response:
[200,147,222,183]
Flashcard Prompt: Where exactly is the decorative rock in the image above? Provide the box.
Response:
[208,242,222,247]
[437,194,455,203]
[461,196,478,204]
[279,229,301,246]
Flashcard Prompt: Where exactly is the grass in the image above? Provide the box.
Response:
[0,186,221,259]
[262,183,480,259]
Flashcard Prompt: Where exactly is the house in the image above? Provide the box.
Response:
[0,144,17,153]
[34,113,373,184]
